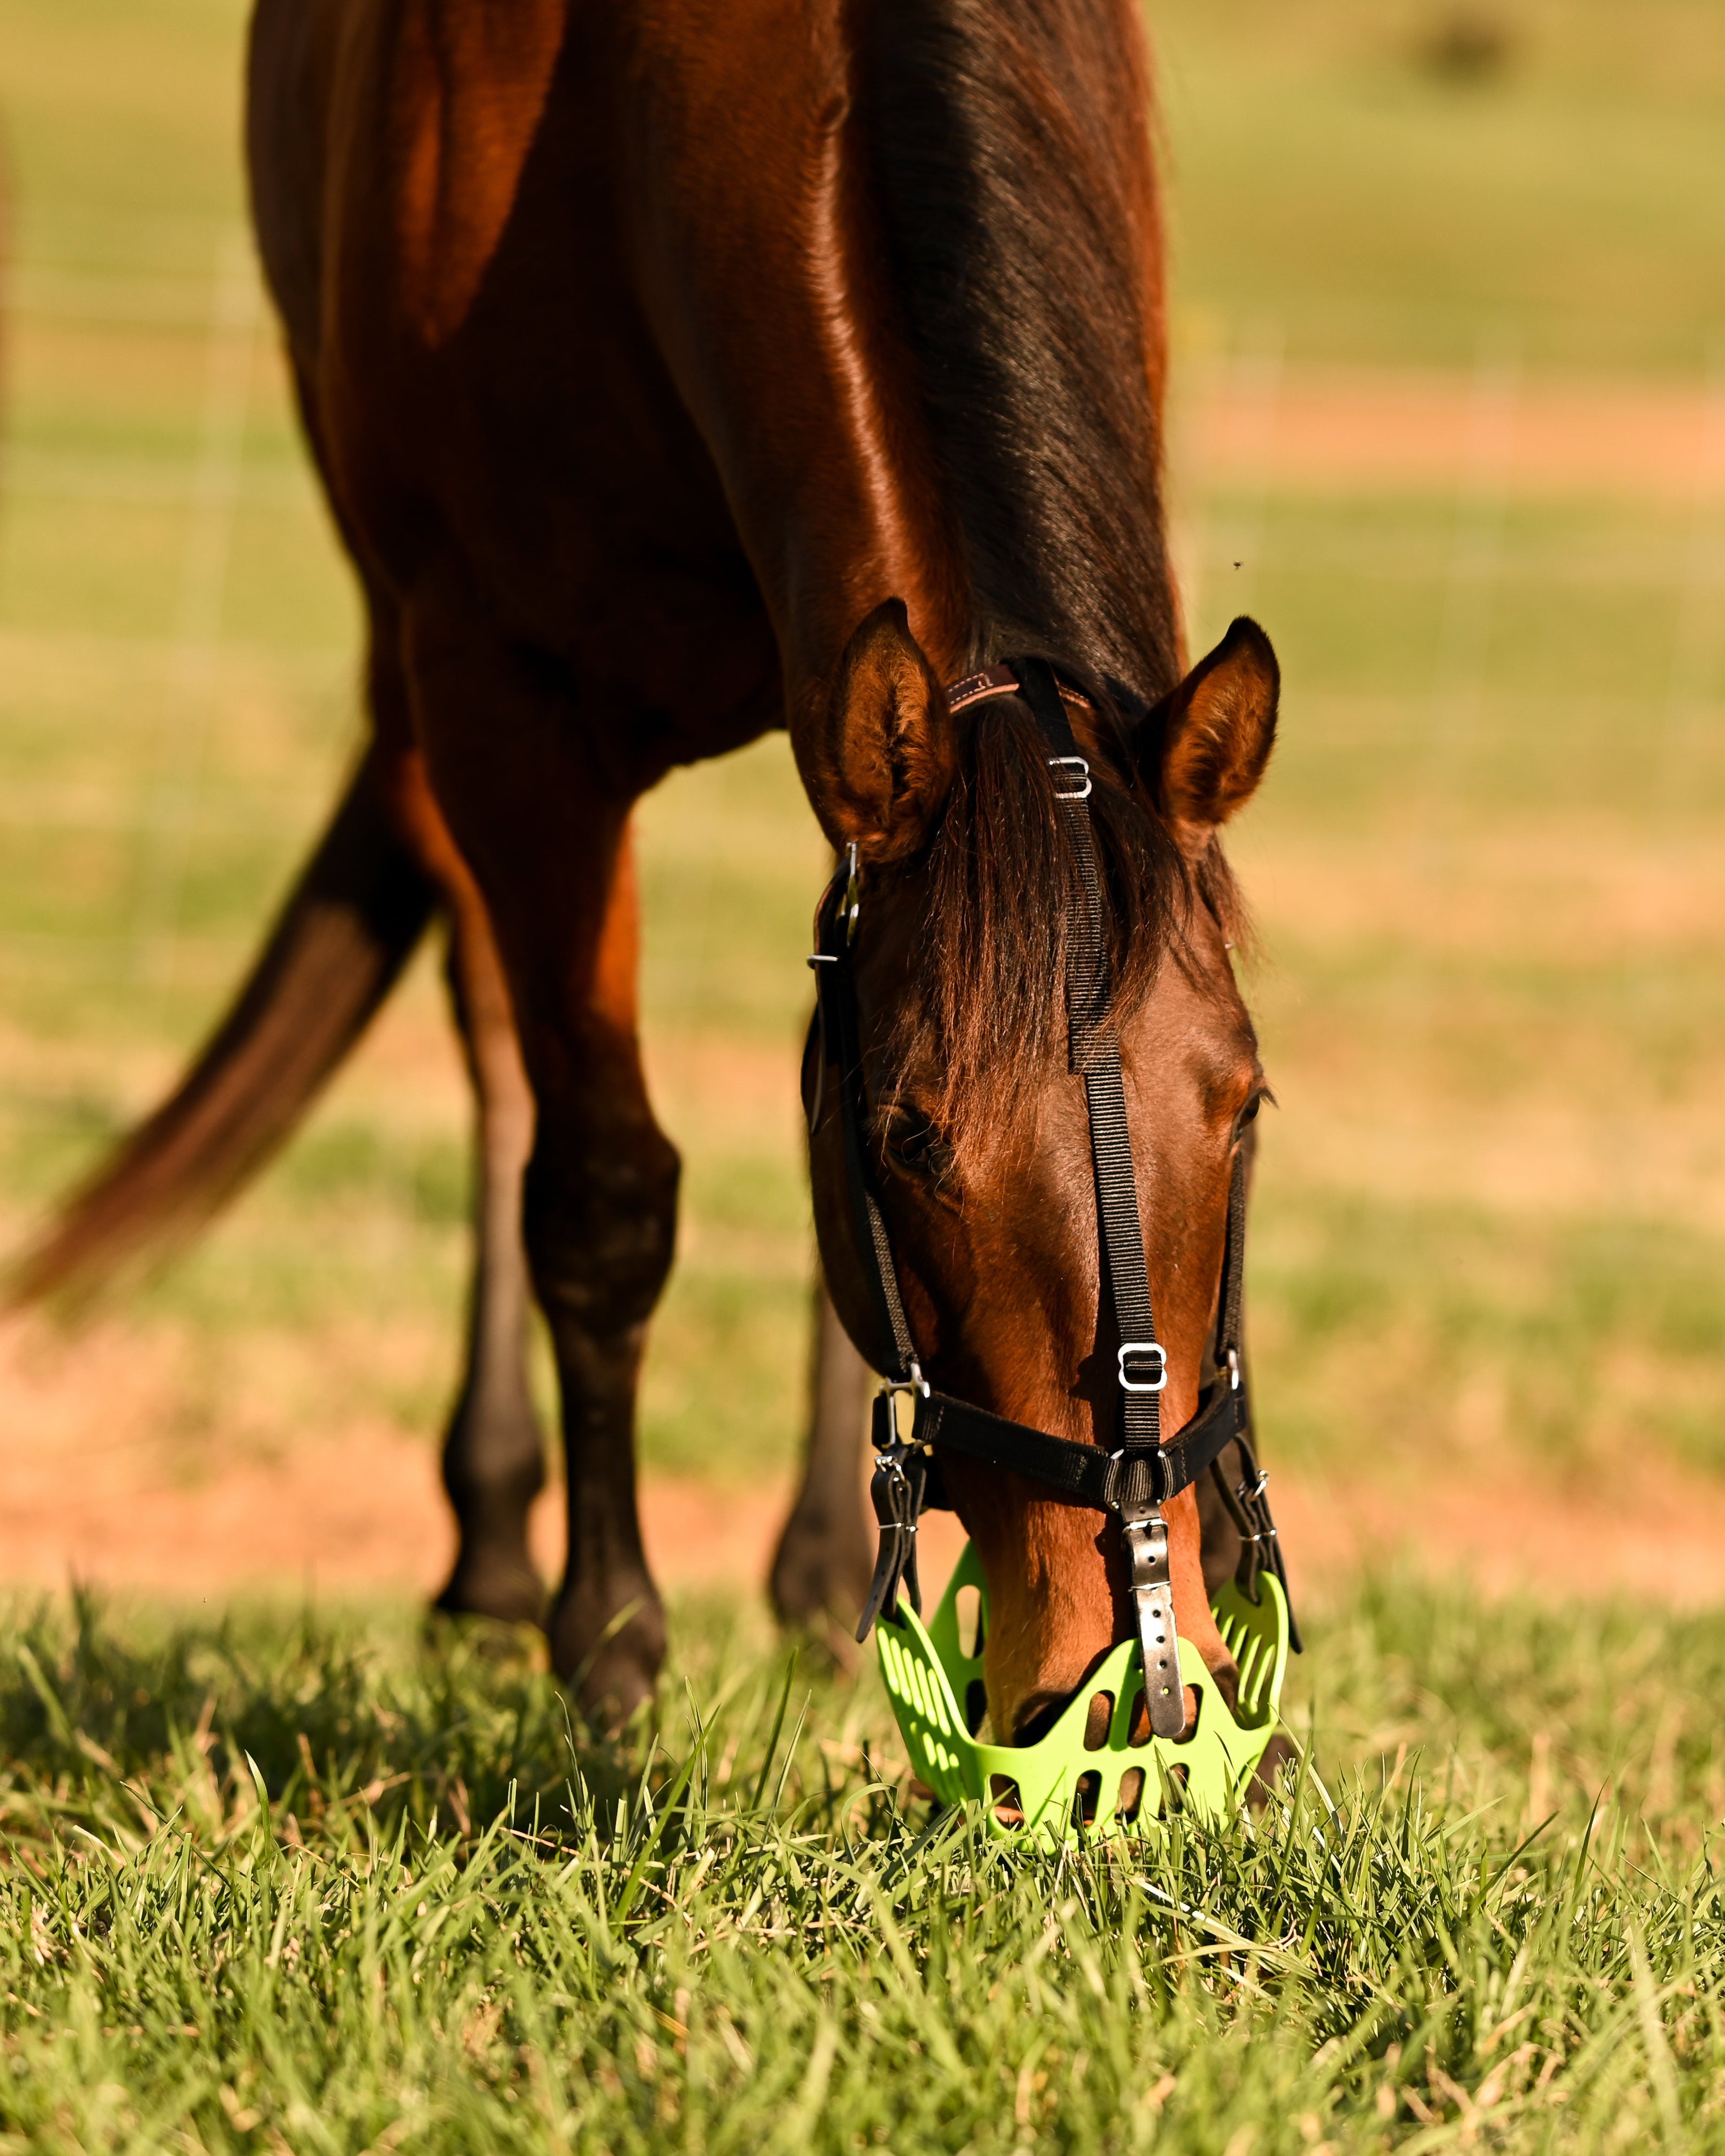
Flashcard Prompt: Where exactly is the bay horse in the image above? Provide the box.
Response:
[19,0,1281,1740]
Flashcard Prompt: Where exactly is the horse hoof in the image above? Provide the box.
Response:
[1246,1730,1299,1813]
[548,1583,666,1727]
[768,1510,873,1634]
[432,1557,547,1628]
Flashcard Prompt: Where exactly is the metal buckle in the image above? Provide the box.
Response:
[1048,755,1092,802]
[812,842,862,969]
[878,1363,931,1446]
[1105,1446,1167,1514]
[1226,1346,1241,1392]
[886,1359,931,1403]
[1117,1341,1167,1393]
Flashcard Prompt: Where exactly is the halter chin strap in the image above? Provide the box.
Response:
[807,657,1298,1741]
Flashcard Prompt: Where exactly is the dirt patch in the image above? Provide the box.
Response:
[3,1314,1722,1616]
[1178,364,1725,501]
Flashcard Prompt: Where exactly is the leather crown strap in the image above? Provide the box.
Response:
[807,656,1298,1740]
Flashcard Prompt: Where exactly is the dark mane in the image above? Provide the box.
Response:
[859,0,1235,1148]
[857,0,1182,701]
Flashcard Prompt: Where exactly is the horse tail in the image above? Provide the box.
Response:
[11,747,439,1304]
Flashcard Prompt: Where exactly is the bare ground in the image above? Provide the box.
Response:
[4,1313,1723,1615]
[1177,364,1725,500]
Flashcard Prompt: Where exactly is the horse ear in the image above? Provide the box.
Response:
[1139,617,1279,851]
[802,600,956,863]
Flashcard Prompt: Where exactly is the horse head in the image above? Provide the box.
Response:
[804,599,1279,1745]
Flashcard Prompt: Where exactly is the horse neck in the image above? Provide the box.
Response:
[628,0,1178,714]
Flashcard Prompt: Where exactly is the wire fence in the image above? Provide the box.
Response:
[3,253,1724,1003]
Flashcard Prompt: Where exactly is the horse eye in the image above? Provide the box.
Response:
[1234,1091,1268,1137]
[888,1114,953,1182]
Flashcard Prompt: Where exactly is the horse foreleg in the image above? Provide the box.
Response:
[432,878,548,1626]
[522,960,677,1718]
[769,1272,874,1641]
[403,583,673,1718]
[368,622,549,1629]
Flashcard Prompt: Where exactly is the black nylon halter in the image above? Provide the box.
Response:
[807,657,1298,1736]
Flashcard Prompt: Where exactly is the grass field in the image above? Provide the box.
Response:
[3,0,1725,2144]
[8,1582,1725,2150]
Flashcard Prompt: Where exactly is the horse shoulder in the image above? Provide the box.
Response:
[389,0,571,347]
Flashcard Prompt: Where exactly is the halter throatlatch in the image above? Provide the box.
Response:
[807,657,1298,1793]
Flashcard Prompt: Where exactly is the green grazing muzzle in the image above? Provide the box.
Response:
[877,1543,1289,1841]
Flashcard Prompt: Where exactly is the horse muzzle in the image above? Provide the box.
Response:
[876,1540,1291,1841]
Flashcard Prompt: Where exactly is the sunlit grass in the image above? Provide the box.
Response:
[1158,0,1725,372]
[5,1583,1725,2150]
[6,0,1725,2144]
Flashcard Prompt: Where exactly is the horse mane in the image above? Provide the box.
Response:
[858,0,1234,1153]
[856,0,1182,700]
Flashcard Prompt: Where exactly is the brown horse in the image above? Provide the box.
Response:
[19,0,1280,1739]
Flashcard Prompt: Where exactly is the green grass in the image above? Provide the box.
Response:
[6,1584,1725,2150]
[4,0,1725,2145]
[1157,0,1725,373]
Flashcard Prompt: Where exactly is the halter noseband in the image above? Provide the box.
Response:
[807,656,1298,1741]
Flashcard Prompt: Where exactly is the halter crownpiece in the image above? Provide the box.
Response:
[806,655,1297,1837]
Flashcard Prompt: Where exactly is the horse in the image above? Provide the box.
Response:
[18,0,1281,1742]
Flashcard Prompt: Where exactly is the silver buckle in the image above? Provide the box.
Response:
[885,1358,930,1402]
[1106,1446,1167,1512]
[1118,1341,1167,1393]
[880,1363,931,1441]
[810,841,862,967]
[1047,755,1092,801]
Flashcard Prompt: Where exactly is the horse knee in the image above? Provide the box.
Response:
[522,1122,680,1336]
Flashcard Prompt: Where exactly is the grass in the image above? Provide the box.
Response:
[1157,0,1725,373]
[3,0,1725,2140]
[5,1583,1725,2151]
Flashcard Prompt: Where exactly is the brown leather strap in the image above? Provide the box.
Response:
[945,663,1092,716]
[945,663,1022,713]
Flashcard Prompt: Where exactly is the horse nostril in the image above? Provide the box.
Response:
[1018,1681,1120,1749]
[1012,1698,1066,1747]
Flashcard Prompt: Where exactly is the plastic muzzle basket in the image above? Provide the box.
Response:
[877,1542,1289,1841]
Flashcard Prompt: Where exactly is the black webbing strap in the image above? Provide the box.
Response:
[811,849,919,1386]
[916,1380,1239,1514]
[1205,1144,1303,1651]
[1014,660,1180,1732]
[1217,1144,1248,1382]
[854,1426,930,1642]
[1014,662,1163,1450]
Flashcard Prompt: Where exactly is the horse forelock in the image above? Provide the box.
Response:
[890,695,1212,1168]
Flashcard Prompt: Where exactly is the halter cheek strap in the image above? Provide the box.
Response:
[807,657,1298,1740]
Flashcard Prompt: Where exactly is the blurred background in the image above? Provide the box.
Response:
[1,0,1722,1603]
